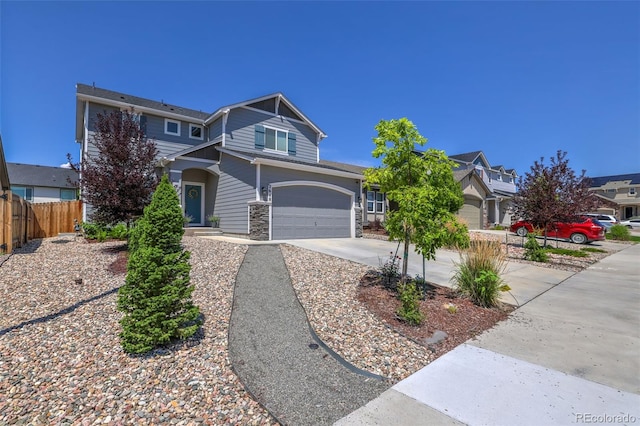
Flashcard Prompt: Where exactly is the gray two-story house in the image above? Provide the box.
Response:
[75,84,363,240]
[449,151,518,229]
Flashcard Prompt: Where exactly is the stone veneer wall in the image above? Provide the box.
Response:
[355,207,363,238]
[249,202,270,241]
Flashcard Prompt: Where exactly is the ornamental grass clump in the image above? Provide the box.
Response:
[452,240,510,308]
[117,175,202,354]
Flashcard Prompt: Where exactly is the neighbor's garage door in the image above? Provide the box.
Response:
[458,197,482,230]
[272,186,351,239]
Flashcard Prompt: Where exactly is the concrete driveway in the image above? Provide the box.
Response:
[286,237,574,306]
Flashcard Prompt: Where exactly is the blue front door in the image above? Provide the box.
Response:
[185,184,202,225]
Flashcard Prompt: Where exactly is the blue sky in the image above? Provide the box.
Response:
[1,1,638,178]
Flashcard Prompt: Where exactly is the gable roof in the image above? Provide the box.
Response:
[450,151,483,163]
[204,92,326,139]
[588,173,640,188]
[453,167,492,195]
[76,84,210,120]
[319,159,367,175]
[0,135,10,190]
[218,148,362,179]
[7,163,78,189]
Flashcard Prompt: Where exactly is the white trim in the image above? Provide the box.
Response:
[76,93,205,123]
[165,118,181,136]
[175,156,218,164]
[189,123,204,140]
[168,139,220,161]
[256,164,261,201]
[182,181,205,226]
[269,203,272,240]
[269,180,356,238]
[204,93,327,139]
[222,109,229,147]
[169,169,183,174]
[262,124,289,153]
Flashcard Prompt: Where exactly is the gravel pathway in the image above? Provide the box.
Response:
[0,236,276,425]
[228,245,389,426]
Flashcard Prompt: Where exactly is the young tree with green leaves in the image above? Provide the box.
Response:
[68,109,158,226]
[364,118,469,278]
[117,175,201,354]
[512,150,600,246]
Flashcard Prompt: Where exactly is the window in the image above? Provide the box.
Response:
[607,188,616,193]
[265,127,288,153]
[629,188,636,196]
[60,188,77,201]
[189,124,203,140]
[11,186,33,201]
[367,191,385,213]
[165,118,181,136]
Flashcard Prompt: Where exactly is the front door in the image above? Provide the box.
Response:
[184,183,203,225]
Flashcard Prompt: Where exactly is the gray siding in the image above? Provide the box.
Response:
[224,108,318,162]
[261,166,360,196]
[216,154,255,234]
[85,130,191,161]
[209,117,222,140]
[88,102,205,149]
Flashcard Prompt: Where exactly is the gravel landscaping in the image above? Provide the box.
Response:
[0,232,626,424]
[0,236,276,425]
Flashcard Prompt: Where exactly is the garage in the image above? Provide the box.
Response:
[272,185,352,239]
[458,196,483,230]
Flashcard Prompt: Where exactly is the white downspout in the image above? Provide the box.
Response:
[255,163,261,201]
[222,109,230,147]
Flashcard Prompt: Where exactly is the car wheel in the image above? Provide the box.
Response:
[570,233,587,244]
[516,227,528,237]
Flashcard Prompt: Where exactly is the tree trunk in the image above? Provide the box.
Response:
[402,234,410,281]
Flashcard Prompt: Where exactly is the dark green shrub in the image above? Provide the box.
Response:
[82,222,107,240]
[396,281,423,325]
[609,224,630,241]
[109,223,129,240]
[524,235,548,262]
[452,240,510,307]
[96,229,108,242]
[117,175,201,354]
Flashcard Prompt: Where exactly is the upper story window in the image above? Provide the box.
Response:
[255,124,296,155]
[367,191,385,213]
[607,188,616,193]
[165,118,181,136]
[11,186,33,202]
[189,124,203,140]
[60,188,77,201]
[630,187,636,196]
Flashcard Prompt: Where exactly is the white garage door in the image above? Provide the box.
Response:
[458,197,482,230]
[272,186,351,239]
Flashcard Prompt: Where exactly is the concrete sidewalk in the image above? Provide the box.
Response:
[336,243,640,425]
[286,237,574,306]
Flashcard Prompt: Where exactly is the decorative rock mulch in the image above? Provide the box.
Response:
[0,236,277,425]
[281,244,432,383]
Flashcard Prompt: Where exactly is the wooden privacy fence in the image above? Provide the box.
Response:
[0,192,82,253]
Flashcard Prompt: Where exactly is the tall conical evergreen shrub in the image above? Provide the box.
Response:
[117,175,201,354]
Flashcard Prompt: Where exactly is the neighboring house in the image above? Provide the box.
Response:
[449,151,518,229]
[0,135,10,192]
[318,160,388,225]
[333,151,517,230]
[6,163,78,203]
[588,173,640,220]
[75,84,363,240]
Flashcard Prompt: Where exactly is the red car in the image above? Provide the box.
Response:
[509,217,605,244]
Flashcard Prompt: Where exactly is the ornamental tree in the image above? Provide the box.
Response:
[67,109,158,226]
[511,150,600,246]
[117,175,201,354]
[364,118,469,279]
